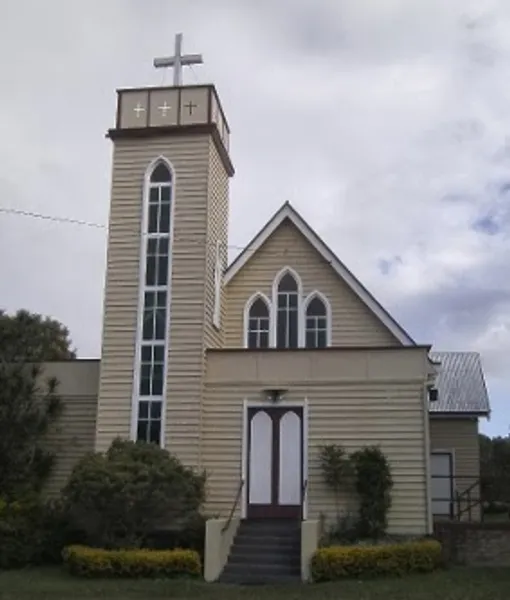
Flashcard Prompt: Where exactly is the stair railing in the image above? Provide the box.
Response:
[301,478,308,520]
[455,479,481,521]
[222,479,244,534]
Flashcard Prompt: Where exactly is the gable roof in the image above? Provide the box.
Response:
[430,351,490,416]
[224,202,416,346]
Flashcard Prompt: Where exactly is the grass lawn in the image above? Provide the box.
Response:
[1,568,510,600]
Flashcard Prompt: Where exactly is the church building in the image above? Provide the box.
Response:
[43,35,490,582]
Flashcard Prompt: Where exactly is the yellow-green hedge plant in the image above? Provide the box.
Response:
[311,540,442,581]
[62,545,201,578]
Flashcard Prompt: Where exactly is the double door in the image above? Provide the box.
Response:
[247,406,303,519]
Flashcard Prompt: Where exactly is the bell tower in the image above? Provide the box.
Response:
[96,34,234,468]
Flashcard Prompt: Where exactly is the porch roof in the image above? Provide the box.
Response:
[430,351,490,416]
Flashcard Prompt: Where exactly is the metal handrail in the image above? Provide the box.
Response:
[431,475,482,521]
[221,479,244,534]
[301,478,308,520]
[456,479,482,521]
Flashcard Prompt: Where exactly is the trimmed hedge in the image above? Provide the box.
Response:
[311,540,442,581]
[62,545,201,579]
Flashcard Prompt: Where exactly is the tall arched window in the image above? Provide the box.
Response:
[305,295,328,349]
[277,272,299,348]
[134,159,173,446]
[247,296,270,349]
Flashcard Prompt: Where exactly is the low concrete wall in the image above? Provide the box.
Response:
[435,522,510,566]
[301,520,320,582]
[204,517,240,582]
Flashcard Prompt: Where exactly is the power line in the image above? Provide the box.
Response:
[0,207,106,229]
[0,204,341,261]
[0,205,266,255]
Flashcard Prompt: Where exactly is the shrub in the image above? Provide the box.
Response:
[62,439,206,549]
[144,512,207,559]
[318,444,353,521]
[62,545,201,578]
[319,512,360,546]
[311,540,442,581]
[0,496,83,569]
[351,446,393,539]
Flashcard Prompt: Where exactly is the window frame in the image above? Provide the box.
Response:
[131,157,175,447]
[271,267,304,348]
[243,292,272,349]
[303,291,331,349]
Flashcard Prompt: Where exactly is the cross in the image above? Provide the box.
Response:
[184,101,197,116]
[133,102,145,118]
[158,101,172,117]
[153,33,203,86]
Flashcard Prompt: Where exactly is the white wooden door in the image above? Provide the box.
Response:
[431,452,453,516]
[278,410,301,505]
[247,407,303,518]
[248,410,273,505]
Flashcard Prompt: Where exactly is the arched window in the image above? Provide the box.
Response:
[277,272,299,348]
[148,163,172,235]
[305,296,328,349]
[247,297,270,349]
[134,158,173,447]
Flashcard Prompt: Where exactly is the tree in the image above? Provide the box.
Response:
[0,309,76,362]
[479,433,510,511]
[0,362,61,499]
[62,439,207,549]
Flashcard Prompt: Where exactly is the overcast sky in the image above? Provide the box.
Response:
[1,0,509,436]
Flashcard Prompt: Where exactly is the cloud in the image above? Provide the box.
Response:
[1,0,510,433]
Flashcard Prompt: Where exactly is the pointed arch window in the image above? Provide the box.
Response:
[277,273,299,349]
[305,296,328,349]
[247,297,270,349]
[133,159,173,447]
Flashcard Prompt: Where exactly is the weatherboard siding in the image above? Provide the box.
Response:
[96,134,216,467]
[203,140,229,350]
[224,219,400,348]
[430,417,481,519]
[41,361,98,496]
[44,395,97,496]
[202,348,430,535]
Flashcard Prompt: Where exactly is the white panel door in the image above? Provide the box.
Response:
[248,410,273,504]
[431,453,453,516]
[278,411,301,505]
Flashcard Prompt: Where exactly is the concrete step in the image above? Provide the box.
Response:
[222,562,301,579]
[219,572,301,585]
[234,533,300,547]
[228,549,300,566]
[219,518,302,585]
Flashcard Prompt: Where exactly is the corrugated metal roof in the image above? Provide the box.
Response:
[429,351,490,415]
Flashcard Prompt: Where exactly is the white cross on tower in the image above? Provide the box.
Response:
[153,33,203,87]
[133,102,145,118]
[158,101,172,116]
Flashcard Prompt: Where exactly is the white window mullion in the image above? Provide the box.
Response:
[132,160,174,447]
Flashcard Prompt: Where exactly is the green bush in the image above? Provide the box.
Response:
[311,540,442,581]
[62,545,201,578]
[350,446,393,539]
[62,439,206,549]
[144,512,207,559]
[0,498,75,569]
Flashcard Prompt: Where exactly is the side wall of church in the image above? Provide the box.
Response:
[42,360,98,496]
